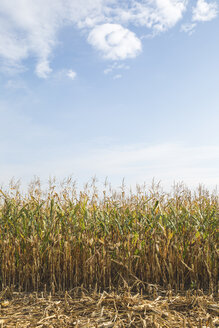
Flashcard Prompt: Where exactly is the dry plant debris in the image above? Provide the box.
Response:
[0,289,218,328]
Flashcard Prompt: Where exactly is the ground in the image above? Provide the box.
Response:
[0,288,218,327]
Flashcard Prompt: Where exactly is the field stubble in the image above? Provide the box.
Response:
[0,287,219,327]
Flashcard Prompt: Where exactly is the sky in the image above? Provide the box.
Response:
[0,0,219,191]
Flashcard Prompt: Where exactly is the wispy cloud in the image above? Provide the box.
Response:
[113,74,122,80]
[104,62,130,75]
[41,143,219,189]
[5,79,28,90]
[104,68,112,75]
[0,125,218,190]
[192,0,218,21]
[181,22,196,35]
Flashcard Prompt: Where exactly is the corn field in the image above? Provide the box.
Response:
[0,178,218,293]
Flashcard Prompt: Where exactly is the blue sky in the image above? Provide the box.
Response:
[0,0,219,190]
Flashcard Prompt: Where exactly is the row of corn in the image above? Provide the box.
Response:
[0,178,218,292]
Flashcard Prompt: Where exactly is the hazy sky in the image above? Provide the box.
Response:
[0,0,219,190]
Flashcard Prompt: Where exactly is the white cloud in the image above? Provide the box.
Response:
[155,0,188,30]
[88,24,142,60]
[0,0,217,78]
[192,0,218,21]
[0,0,103,78]
[115,0,188,32]
[0,28,28,63]
[0,0,59,77]
[35,60,52,79]
[67,70,77,80]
